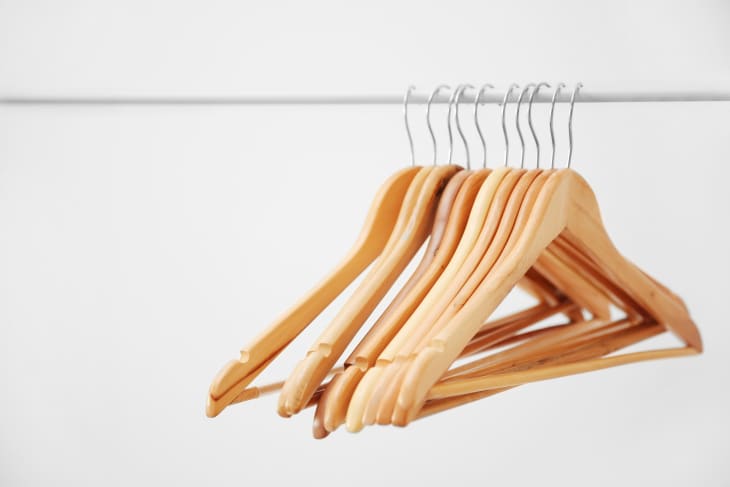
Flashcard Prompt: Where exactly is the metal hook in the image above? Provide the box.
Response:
[427,85,451,166]
[501,84,519,167]
[455,84,475,169]
[515,84,535,169]
[403,86,416,166]
[474,83,494,168]
[446,84,463,165]
[528,82,550,168]
[549,82,566,169]
[568,82,583,168]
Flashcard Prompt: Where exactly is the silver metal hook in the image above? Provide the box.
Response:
[446,84,463,165]
[567,82,582,168]
[455,84,475,169]
[501,84,519,167]
[528,82,550,168]
[549,82,566,169]
[474,83,494,168]
[515,84,535,169]
[404,86,416,166]
[426,85,451,166]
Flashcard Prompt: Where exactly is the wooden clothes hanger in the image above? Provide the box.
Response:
[207,83,701,438]
[345,84,616,430]
[313,168,475,432]
[231,237,669,435]
[221,85,578,432]
[391,84,702,421]
[350,83,701,429]
[237,299,654,438]
[277,163,461,416]
[206,164,421,417]
[279,86,568,428]
[393,168,702,424]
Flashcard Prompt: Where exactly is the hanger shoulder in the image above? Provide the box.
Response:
[205,166,420,417]
[562,171,702,351]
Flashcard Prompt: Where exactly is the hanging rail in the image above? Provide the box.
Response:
[2,89,730,105]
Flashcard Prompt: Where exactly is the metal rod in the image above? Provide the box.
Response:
[1,89,730,106]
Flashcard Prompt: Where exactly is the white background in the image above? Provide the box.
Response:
[2,1,730,485]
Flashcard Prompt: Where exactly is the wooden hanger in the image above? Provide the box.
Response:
[373,168,553,428]
[312,166,572,432]
[312,169,474,432]
[346,164,619,430]
[314,169,582,433]
[277,164,461,416]
[415,319,666,420]
[385,166,625,424]
[230,292,660,438]
[341,166,512,430]
[393,169,702,424]
[205,165,421,417]
[349,83,621,426]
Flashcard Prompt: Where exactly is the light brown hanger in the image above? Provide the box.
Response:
[352,83,622,429]
[277,164,461,416]
[230,292,660,438]
[313,169,474,432]
[380,167,554,427]
[382,84,637,423]
[416,318,665,420]
[395,168,702,424]
[205,164,421,417]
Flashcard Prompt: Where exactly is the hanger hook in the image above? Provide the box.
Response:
[567,82,583,168]
[501,84,519,167]
[455,84,475,169]
[403,86,416,166]
[427,84,451,166]
[515,83,535,169]
[549,82,566,169]
[474,83,494,169]
[446,84,463,165]
[528,82,550,168]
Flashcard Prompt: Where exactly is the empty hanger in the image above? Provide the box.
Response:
[205,88,426,417]
[313,84,477,434]
[393,87,702,422]
[277,85,462,416]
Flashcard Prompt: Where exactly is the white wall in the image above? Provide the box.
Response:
[1,1,729,486]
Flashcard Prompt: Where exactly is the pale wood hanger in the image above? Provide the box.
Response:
[416,319,666,420]
[393,169,702,424]
[277,164,461,416]
[312,169,474,432]
[346,165,619,430]
[205,165,421,417]
[313,167,586,433]
[341,167,515,430]
[231,298,578,435]
[384,169,609,425]
[232,301,657,438]
[363,169,571,428]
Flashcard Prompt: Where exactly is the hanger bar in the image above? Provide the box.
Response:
[2,89,730,106]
